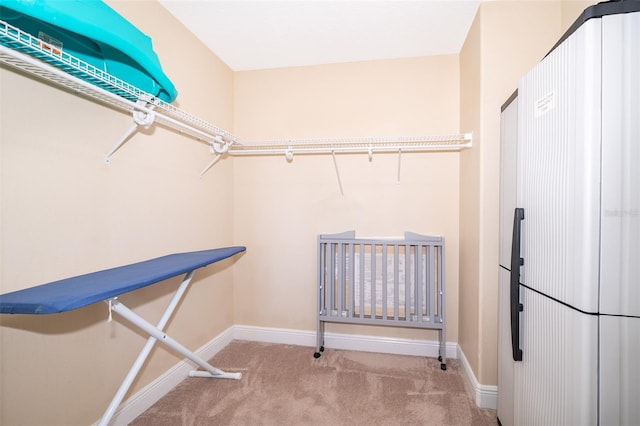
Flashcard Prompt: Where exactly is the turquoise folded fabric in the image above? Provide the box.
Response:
[0,0,178,102]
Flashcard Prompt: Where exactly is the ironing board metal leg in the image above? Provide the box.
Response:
[109,298,241,379]
[98,271,240,426]
[98,271,195,426]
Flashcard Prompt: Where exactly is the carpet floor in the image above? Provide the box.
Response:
[131,341,497,425]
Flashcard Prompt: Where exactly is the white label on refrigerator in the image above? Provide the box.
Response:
[535,91,555,117]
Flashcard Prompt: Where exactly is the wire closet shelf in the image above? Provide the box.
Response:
[0,19,472,171]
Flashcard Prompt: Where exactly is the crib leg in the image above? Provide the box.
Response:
[314,320,325,358]
[438,328,447,370]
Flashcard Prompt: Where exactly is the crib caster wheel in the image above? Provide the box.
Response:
[440,363,447,371]
[320,346,324,352]
[438,356,442,362]
[313,352,322,359]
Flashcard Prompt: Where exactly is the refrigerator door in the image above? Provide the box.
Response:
[514,289,598,426]
[517,17,601,313]
[498,94,519,425]
[599,11,640,318]
[499,94,518,268]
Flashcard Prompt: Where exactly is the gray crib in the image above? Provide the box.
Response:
[314,231,447,370]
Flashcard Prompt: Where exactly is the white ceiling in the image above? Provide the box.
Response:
[159,0,482,71]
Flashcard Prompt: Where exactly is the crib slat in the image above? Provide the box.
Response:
[342,243,355,317]
[404,244,410,321]
[416,244,423,323]
[370,244,376,319]
[339,243,346,316]
[358,243,365,319]
[428,245,435,323]
[393,244,399,320]
[382,243,388,321]
[329,243,336,315]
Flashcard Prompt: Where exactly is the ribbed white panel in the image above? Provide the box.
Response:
[517,19,601,312]
[599,12,640,425]
[515,289,598,426]
[499,98,518,267]
[497,269,515,426]
[599,11,640,318]
[600,316,640,425]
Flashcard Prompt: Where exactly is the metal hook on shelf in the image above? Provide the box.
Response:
[285,145,294,162]
[132,96,156,127]
[132,108,155,127]
[209,135,229,154]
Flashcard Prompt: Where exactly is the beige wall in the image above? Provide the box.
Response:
[0,2,236,425]
[562,1,599,30]
[233,56,461,342]
[459,4,483,382]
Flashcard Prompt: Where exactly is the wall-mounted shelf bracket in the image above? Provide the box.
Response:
[105,123,138,164]
[199,154,223,177]
[397,148,402,184]
[104,97,158,163]
[331,150,344,195]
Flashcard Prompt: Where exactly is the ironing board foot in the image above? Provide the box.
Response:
[189,370,242,379]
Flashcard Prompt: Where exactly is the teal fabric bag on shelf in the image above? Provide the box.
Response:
[0,0,178,102]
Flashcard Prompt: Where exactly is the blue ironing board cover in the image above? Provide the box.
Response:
[0,0,178,102]
[0,247,245,315]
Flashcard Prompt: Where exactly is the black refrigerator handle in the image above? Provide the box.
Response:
[510,208,525,361]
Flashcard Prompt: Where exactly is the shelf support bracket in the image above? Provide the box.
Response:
[105,123,138,164]
[332,150,344,196]
[199,154,222,177]
[396,148,402,184]
[105,97,156,164]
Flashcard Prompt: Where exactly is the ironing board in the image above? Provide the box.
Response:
[0,246,246,426]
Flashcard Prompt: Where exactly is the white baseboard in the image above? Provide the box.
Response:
[233,324,316,346]
[233,324,458,359]
[457,345,498,410]
[103,324,495,425]
[101,326,235,426]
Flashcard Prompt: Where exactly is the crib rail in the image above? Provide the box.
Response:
[315,231,447,369]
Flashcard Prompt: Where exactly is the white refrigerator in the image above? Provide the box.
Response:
[498,2,640,425]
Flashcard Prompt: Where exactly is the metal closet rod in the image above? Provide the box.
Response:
[228,134,473,156]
